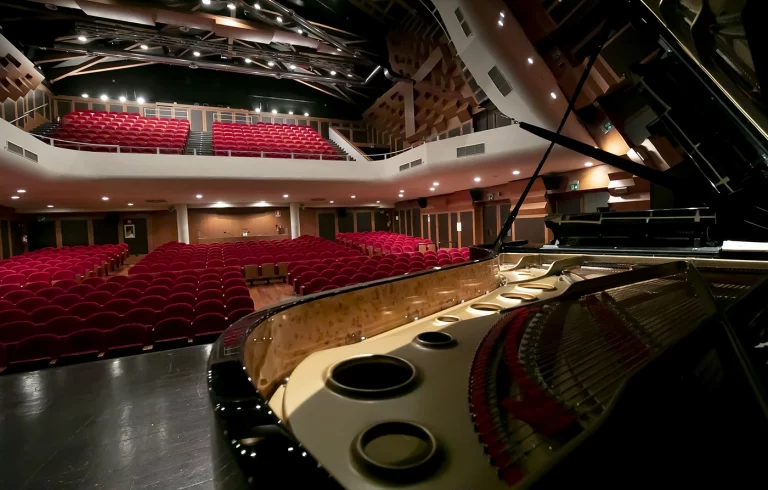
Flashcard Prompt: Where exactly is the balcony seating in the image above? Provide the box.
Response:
[212,121,344,159]
[50,111,190,154]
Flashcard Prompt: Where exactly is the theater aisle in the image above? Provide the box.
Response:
[0,345,249,490]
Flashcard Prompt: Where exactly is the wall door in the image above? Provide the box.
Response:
[93,219,119,245]
[374,210,388,231]
[28,220,56,251]
[482,205,498,244]
[61,219,89,247]
[338,212,354,233]
[124,218,149,255]
[429,214,437,245]
[318,213,336,241]
[0,220,9,259]
[460,211,474,247]
[437,214,449,248]
[413,210,421,237]
[11,222,23,256]
[356,211,372,232]
[450,213,459,247]
[499,203,512,242]
[422,215,429,240]
[405,209,412,236]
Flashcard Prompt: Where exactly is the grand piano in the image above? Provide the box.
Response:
[208,1,768,488]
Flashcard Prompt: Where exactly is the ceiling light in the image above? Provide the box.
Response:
[77,35,87,42]
[376,201,380,204]
[297,29,303,34]
[347,73,353,78]
[432,182,439,186]
[101,197,109,201]
[100,94,108,101]
[351,195,356,199]
[203,0,211,4]
[398,194,404,198]
[11,196,19,200]
[429,187,435,191]
[399,189,404,193]
[498,20,504,26]
[245,58,252,64]
[196,194,203,198]
[127,203,134,206]
[193,51,201,57]
[260,200,266,204]
[283,194,289,198]
[16,189,26,193]
[227,3,236,10]
[268,61,275,67]
[500,12,505,17]
[140,44,148,50]
[254,3,261,9]
[271,109,277,114]
[474,177,481,182]
[289,64,296,70]
[119,96,126,102]
[47,205,54,208]
[584,161,594,167]
[137,96,145,104]
[288,111,294,115]
[329,200,334,204]
[81,93,88,98]
[304,112,309,117]
[527,57,534,64]
[330,71,336,76]
[255,107,261,112]
[550,92,557,99]
[336,48,342,52]
[276,16,283,23]
[512,170,521,175]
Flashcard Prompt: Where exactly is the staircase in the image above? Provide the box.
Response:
[29,122,59,137]
[186,131,213,155]
[326,139,352,160]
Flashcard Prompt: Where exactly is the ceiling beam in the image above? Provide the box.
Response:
[49,56,106,83]
[34,53,86,64]
[76,60,156,76]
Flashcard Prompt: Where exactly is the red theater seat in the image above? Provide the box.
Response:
[160,303,194,322]
[106,324,149,353]
[59,329,106,362]
[153,317,191,346]
[226,308,252,323]
[39,316,83,336]
[0,321,34,344]
[85,311,123,331]
[9,334,61,368]
[122,308,156,327]
[30,305,66,325]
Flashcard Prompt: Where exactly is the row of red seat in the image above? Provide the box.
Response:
[0,245,128,282]
[212,121,342,159]
[338,231,434,255]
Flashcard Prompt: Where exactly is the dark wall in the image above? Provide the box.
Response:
[61,220,89,247]
[374,210,389,232]
[338,211,354,233]
[0,220,9,259]
[27,220,56,251]
[93,218,119,245]
[356,211,372,232]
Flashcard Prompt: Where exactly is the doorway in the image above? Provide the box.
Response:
[483,205,498,244]
[123,218,148,255]
[318,213,336,241]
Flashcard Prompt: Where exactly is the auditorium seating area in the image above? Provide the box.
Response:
[288,248,470,295]
[0,266,254,370]
[338,232,433,255]
[49,111,190,154]
[212,121,345,159]
[0,244,128,283]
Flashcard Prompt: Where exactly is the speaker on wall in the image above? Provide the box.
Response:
[541,175,563,190]
[417,198,428,209]
[337,208,348,218]
[469,188,484,202]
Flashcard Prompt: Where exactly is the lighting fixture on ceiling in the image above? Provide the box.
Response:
[398,194,404,198]
[512,170,520,175]
[304,112,309,117]
[260,200,266,204]
[119,96,126,102]
[227,3,236,10]
[399,189,404,193]
[351,195,356,199]
[101,197,109,201]
[329,200,334,204]
[140,44,148,50]
[81,93,88,98]
[474,177,481,182]
[500,12,505,17]
[336,48,342,52]
[245,58,252,64]
[584,161,594,167]
[137,97,145,104]
[498,20,504,26]
[193,51,201,57]
[47,205,54,208]
[267,61,275,67]
[271,109,277,114]
[347,73,353,78]
[376,201,380,204]
[288,111,294,115]
[550,92,557,99]
[432,182,439,186]
[255,107,261,113]
[330,71,336,76]
[11,196,19,200]
[77,35,87,42]
[126,203,134,207]
[100,94,108,101]
[527,57,534,64]
[289,64,296,70]
[297,29,303,34]
[196,194,203,198]
[16,189,26,193]
[202,0,211,4]
[276,16,283,23]
[254,3,261,9]
[283,194,289,198]
[429,187,435,191]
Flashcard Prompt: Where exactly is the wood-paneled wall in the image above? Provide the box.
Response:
[188,208,291,243]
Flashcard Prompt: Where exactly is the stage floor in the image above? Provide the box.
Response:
[0,345,249,490]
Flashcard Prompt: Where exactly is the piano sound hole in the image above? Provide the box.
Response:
[500,292,536,301]
[470,302,503,312]
[353,421,439,481]
[327,355,417,399]
[436,315,460,323]
[518,282,556,291]
[415,331,456,348]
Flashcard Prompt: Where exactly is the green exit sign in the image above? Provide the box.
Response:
[569,181,580,191]
[602,120,614,134]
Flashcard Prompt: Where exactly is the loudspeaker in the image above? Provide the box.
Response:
[541,175,563,190]
[469,188,484,202]
[105,212,120,224]
[337,208,348,218]
[417,198,428,209]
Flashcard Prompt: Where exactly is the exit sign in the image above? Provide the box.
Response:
[569,181,580,191]
[487,193,494,201]
[602,120,614,134]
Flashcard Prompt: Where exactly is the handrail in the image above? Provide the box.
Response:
[10,103,49,124]
[33,134,186,155]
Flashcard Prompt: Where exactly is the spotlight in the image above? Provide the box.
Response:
[584,161,594,167]
[304,112,309,117]
[127,203,134,206]
[140,44,148,50]
[550,92,557,99]
[336,48,342,52]
[474,177,481,182]
[432,182,439,186]
[255,107,261,112]
[47,205,54,208]
[16,189,26,193]
[498,20,504,26]
[351,195,356,199]
[119,96,126,102]
[245,58,252,64]
[527,57,534,64]
[330,71,336,76]
[347,73,353,78]
[203,0,211,4]
[227,3,236,10]
[288,111,294,115]
[137,97,145,104]
[267,61,275,67]
[77,35,87,42]
[297,29,303,34]
[100,94,108,101]
[193,51,201,57]
[276,16,283,23]
[196,194,203,198]
[254,3,261,9]
[271,109,277,114]
[81,93,89,98]
[11,196,20,200]
[429,187,435,191]
[283,194,289,198]
[512,170,520,175]
[289,64,296,70]
[398,194,403,198]
[329,200,334,204]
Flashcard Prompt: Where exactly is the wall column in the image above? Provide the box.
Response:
[289,202,301,239]
[176,204,190,244]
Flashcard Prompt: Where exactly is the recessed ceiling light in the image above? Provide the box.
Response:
[11,196,20,200]
[254,3,260,9]
[140,44,148,50]
[432,182,439,186]
[16,189,26,193]
[196,194,203,198]
[512,170,521,175]
[127,203,134,206]
[245,58,252,64]
[288,111,294,115]
[398,193,404,198]
[255,107,261,112]
[498,20,504,26]
[119,96,126,102]
[193,51,201,57]
[376,201,380,204]
[351,195,356,199]
[500,12,505,17]
[304,112,309,117]
[137,96,145,104]
[276,16,283,23]
[399,189,404,193]
[336,48,342,52]
[227,3,236,10]
[289,64,296,70]
[474,177,481,182]
[329,200,334,204]
[297,29,303,34]
[101,197,109,201]
[347,73,353,78]
[271,109,277,114]
[550,92,557,99]
[283,194,289,198]
[260,200,266,204]
[81,93,88,98]
[47,205,54,208]
[77,35,87,42]
[100,94,108,101]
[330,70,336,76]
[202,0,211,4]
[429,187,435,191]
[584,161,594,167]
[268,61,275,67]
[527,57,534,64]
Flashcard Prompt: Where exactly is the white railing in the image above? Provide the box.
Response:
[33,135,185,155]
[213,112,254,125]
[142,107,189,120]
[211,148,352,160]
[11,103,49,124]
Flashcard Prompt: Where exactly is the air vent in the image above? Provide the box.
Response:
[145,199,168,204]
[409,158,422,168]
[488,66,513,97]
[6,141,23,156]
[24,149,38,163]
[454,7,472,37]
[399,163,410,172]
[457,143,485,158]
[310,198,326,202]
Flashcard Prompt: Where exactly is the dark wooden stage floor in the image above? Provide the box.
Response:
[0,345,249,490]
